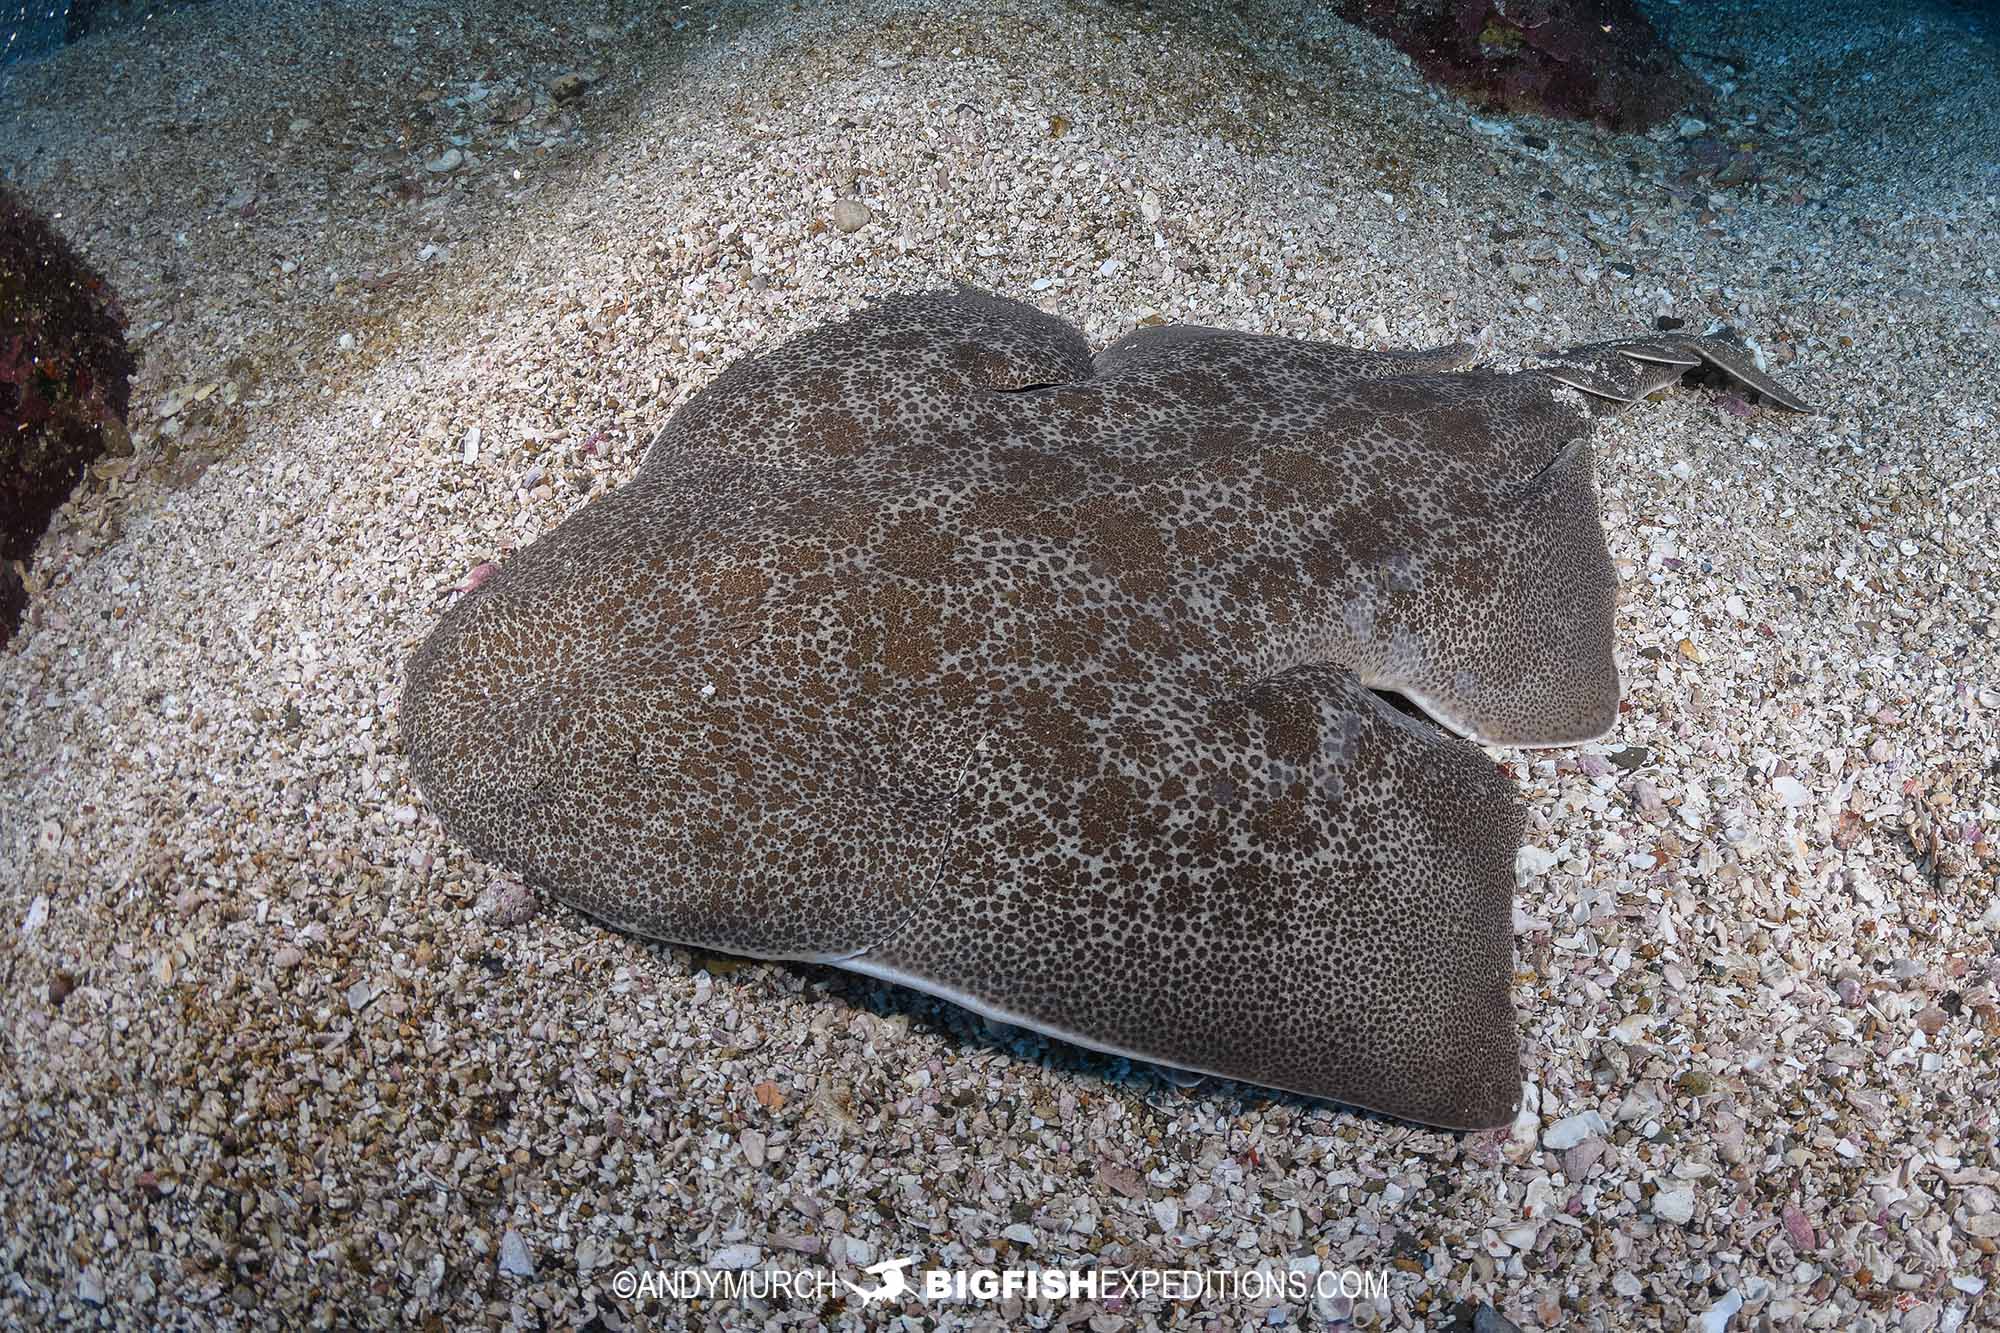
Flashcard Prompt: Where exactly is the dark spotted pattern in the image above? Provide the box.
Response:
[402,287,1810,1130]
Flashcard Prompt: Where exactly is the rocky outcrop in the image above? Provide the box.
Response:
[0,184,134,648]
[1339,0,1706,132]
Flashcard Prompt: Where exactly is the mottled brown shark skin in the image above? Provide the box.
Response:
[401,287,1812,1131]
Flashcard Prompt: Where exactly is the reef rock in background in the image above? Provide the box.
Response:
[1338,0,1705,132]
[0,183,135,648]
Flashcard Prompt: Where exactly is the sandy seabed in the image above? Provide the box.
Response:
[2,0,1996,1328]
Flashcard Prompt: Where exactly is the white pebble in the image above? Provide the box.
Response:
[1696,1288,1744,1333]
[574,1236,612,1271]
[1543,1111,1607,1151]
[476,879,538,926]
[1653,1186,1697,1224]
[1515,845,1559,881]
[710,1243,762,1269]
[829,199,872,233]
[497,1229,535,1278]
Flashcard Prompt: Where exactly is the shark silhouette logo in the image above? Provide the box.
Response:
[842,1256,918,1304]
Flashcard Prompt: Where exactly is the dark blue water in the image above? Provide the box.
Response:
[1,1,62,65]
[3,0,212,67]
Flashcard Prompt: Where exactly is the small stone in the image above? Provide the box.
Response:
[1899,1302,1940,1333]
[461,426,480,465]
[1782,1203,1817,1250]
[272,946,303,970]
[1472,1305,1522,1333]
[498,1228,535,1278]
[1653,1186,1697,1224]
[741,1128,767,1167]
[829,199,873,233]
[1915,1006,1948,1036]
[1695,1288,1743,1333]
[77,1268,105,1305]
[709,1243,762,1269]
[1001,1222,1036,1244]
[1634,778,1666,818]
[475,879,537,926]
[1677,1070,1715,1096]
[345,979,378,1012]
[1097,1159,1146,1199]
[1772,774,1811,807]
[1562,1137,1606,1178]
[424,148,463,174]
[1609,746,1649,772]
[1543,1111,1606,1151]
[1515,844,1559,879]
[1961,1212,2000,1238]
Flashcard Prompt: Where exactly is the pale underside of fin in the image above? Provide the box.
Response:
[831,954,1501,1126]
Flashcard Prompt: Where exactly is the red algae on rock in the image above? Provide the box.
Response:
[0,183,135,648]
[1338,0,1707,132]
